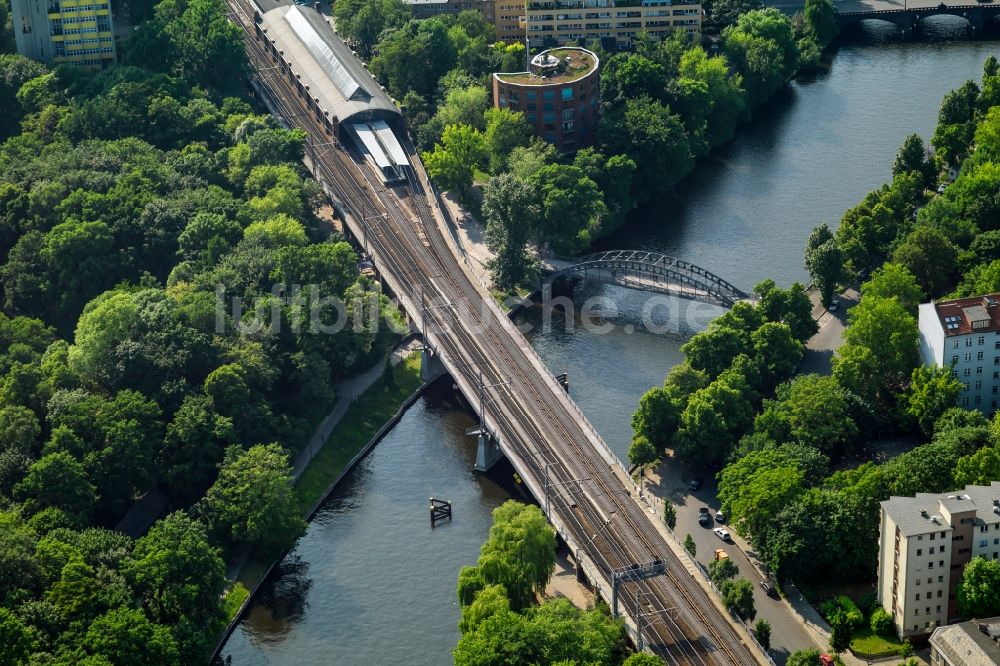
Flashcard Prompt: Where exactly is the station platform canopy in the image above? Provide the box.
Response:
[258,4,401,126]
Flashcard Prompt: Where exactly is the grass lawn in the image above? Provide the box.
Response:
[222,582,250,621]
[293,351,423,514]
[850,627,904,656]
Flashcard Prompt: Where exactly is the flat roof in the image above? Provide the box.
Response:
[882,482,1000,537]
[495,47,599,86]
[259,5,400,125]
[928,293,1000,337]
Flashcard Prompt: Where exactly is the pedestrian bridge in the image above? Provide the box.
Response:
[542,250,752,308]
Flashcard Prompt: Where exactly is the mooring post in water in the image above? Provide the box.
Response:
[429,498,452,527]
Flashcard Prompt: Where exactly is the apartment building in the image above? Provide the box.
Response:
[877,482,1000,639]
[494,0,526,42]
[525,0,702,51]
[405,0,495,23]
[919,293,1000,417]
[11,0,116,67]
[930,617,1000,666]
[493,47,599,153]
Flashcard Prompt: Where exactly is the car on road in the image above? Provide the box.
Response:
[715,511,726,523]
[759,580,779,598]
[699,507,711,525]
[688,478,702,491]
[713,527,731,542]
[828,297,840,312]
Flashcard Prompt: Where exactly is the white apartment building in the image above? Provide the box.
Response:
[919,294,1000,417]
[878,482,1000,639]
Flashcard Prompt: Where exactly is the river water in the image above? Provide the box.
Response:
[221,27,1000,666]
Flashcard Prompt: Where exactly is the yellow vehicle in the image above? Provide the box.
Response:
[714,548,729,562]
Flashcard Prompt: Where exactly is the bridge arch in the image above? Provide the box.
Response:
[543,250,751,308]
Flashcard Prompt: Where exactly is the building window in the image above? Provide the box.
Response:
[915,609,920,616]
[968,339,974,347]
[938,590,943,598]
[979,336,985,345]
[954,340,959,348]
[978,367,984,374]
[917,549,922,556]
[543,90,555,100]
[953,355,960,364]
[966,353,973,362]
[561,87,573,100]
[977,380,983,389]
[979,351,985,360]
[526,91,536,101]
[938,575,944,582]
[982,525,989,533]
[964,397,970,406]
[929,561,934,569]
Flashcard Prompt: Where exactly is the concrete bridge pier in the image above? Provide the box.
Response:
[420,344,447,382]
[473,429,504,472]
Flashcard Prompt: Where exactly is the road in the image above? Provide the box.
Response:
[800,287,857,376]
[227,2,768,664]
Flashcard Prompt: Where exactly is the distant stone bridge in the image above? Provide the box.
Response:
[836,2,1000,33]
[541,250,752,308]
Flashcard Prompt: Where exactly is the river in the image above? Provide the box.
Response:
[220,27,1000,665]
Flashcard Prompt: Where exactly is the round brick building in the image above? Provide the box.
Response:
[492,47,600,154]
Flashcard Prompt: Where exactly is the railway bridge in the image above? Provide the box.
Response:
[228,1,770,663]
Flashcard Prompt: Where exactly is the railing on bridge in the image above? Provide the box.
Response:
[545,249,751,308]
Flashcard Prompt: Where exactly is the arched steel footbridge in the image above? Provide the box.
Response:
[543,250,752,307]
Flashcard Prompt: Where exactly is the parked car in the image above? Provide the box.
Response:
[828,297,840,312]
[937,183,947,194]
[715,511,726,523]
[714,548,729,562]
[689,478,702,491]
[699,507,711,526]
[759,580,778,598]
[713,527,731,542]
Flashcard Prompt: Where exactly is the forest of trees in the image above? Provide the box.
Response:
[630,57,1000,598]
[0,0,408,661]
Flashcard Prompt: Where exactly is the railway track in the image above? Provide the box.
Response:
[226,4,764,662]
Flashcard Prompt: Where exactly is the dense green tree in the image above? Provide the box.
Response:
[957,557,1000,618]
[199,443,305,554]
[418,84,490,150]
[371,17,454,98]
[628,436,658,468]
[955,445,1000,488]
[720,577,756,619]
[459,584,509,634]
[752,322,803,386]
[803,0,837,45]
[623,654,665,666]
[126,512,226,656]
[891,226,958,296]
[723,9,798,108]
[529,164,606,255]
[834,295,918,400]
[599,95,693,199]
[663,501,677,530]
[0,55,48,138]
[787,649,822,666]
[83,607,180,666]
[131,0,246,92]
[631,385,683,455]
[892,133,933,184]
[684,533,696,557]
[681,325,750,379]
[422,124,485,197]
[333,0,411,58]
[860,263,924,316]
[483,108,533,175]
[755,619,772,651]
[932,81,980,165]
[759,374,858,457]
[706,0,763,30]
[476,501,556,610]
[600,54,668,105]
[709,557,739,585]
[15,451,95,523]
[0,404,40,456]
[482,173,537,291]
[870,607,893,636]
[804,224,843,306]
[904,365,962,437]
[158,395,233,503]
[0,607,33,665]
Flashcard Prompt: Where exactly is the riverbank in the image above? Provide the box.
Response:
[211,345,426,659]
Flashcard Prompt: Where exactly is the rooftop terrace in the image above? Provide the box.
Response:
[495,48,598,86]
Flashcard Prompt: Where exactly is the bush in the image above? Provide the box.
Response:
[870,607,893,636]
[821,595,863,630]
